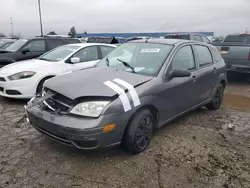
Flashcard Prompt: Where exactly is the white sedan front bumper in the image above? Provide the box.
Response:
[0,75,37,99]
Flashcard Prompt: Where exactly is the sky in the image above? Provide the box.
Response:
[0,0,249,37]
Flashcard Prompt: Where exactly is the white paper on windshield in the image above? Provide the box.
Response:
[141,49,160,53]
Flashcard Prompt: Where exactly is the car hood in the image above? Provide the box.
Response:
[0,50,13,54]
[0,59,52,75]
[45,66,153,100]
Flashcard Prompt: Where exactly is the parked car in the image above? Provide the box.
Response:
[0,43,116,99]
[213,33,250,74]
[0,38,17,49]
[87,37,119,44]
[25,39,226,154]
[0,41,15,50]
[0,37,81,68]
[164,33,211,43]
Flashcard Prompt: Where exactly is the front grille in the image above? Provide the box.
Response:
[0,87,3,92]
[39,90,73,114]
[0,77,5,82]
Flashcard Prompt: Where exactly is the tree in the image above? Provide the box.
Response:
[47,31,57,35]
[68,26,76,38]
[0,33,6,37]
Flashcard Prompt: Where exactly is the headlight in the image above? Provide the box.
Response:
[70,101,110,117]
[8,71,36,80]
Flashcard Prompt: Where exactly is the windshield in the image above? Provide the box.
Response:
[38,45,80,61]
[5,39,28,52]
[0,43,13,50]
[97,43,173,76]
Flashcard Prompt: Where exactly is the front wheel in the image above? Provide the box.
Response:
[206,83,224,110]
[122,109,154,154]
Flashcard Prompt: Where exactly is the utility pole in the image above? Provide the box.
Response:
[38,0,44,36]
[10,17,14,37]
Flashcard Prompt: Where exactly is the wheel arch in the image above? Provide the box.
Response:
[36,74,56,92]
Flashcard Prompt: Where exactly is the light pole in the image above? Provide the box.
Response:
[10,17,14,37]
[38,0,44,36]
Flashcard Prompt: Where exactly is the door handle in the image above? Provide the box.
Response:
[213,67,217,73]
[192,75,197,82]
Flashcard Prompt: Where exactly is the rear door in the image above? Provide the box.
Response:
[193,44,217,103]
[66,46,99,71]
[16,39,46,61]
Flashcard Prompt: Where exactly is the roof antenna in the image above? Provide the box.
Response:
[145,22,168,42]
[246,27,248,34]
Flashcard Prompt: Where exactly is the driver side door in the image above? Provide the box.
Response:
[160,45,200,120]
[66,46,99,72]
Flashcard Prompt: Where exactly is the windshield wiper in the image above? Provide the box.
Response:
[38,57,49,61]
[117,58,135,73]
[106,57,110,66]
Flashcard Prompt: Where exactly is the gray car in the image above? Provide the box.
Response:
[25,39,227,154]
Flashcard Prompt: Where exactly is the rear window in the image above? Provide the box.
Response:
[47,39,64,49]
[194,45,213,67]
[224,35,250,43]
[210,48,222,63]
[164,35,190,40]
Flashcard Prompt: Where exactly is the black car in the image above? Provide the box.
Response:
[26,39,226,154]
[0,37,81,68]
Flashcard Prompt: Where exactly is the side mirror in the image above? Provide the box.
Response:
[22,48,30,54]
[169,69,191,79]
[70,57,80,64]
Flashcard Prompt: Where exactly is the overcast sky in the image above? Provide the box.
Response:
[0,0,249,37]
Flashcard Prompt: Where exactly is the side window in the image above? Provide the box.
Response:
[202,36,210,44]
[72,46,98,63]
[170,45,196,71]
[25,40,45,52]
[100,46,115,58]
[47,39,64,49]
[194,35,202,42]
[194,45,213,67]
[211,48,222,63]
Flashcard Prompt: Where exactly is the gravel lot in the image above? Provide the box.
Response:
[1,77,250,188]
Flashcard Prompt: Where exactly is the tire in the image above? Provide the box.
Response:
[122,109,154,154]
[206,83,224,110]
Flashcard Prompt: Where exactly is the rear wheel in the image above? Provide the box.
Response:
[122,109,154,154]
[206,83,224,110]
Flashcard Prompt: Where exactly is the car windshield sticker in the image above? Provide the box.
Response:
[141,49,160,53]
[104,81,132,112]
[113,78,141,107]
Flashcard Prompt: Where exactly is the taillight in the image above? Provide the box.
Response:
[248,51,250,61]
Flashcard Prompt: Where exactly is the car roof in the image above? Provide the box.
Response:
[66,43,117,47]
[127,38,189,45]
[127,38,210,46]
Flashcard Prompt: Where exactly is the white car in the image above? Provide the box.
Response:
[0,43,116,99]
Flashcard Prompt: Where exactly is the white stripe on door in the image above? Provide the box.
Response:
[103,81,132,112]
